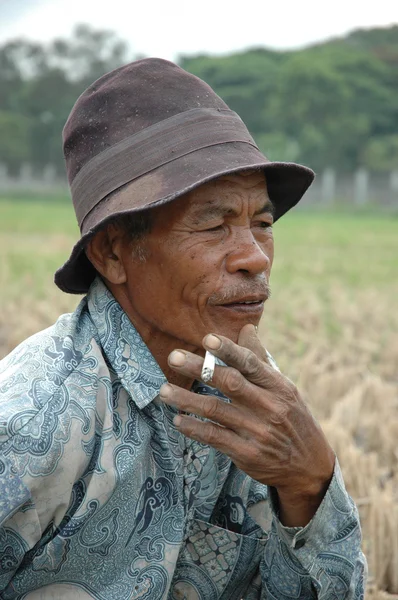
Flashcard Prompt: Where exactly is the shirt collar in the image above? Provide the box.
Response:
[87,277,167,409]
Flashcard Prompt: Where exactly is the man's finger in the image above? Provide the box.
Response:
[159,383,251,432]
[237,324,269,362]
[172,413,244,460]
[238,325,281,372]
[167,349,274,410]
[202,330,279,387]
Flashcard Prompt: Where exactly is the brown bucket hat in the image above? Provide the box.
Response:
[55,58,314,294]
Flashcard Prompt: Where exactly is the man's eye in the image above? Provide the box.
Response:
[206,225,223,232]
[258,222,273,229]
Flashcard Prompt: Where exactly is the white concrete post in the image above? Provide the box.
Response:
[0,163,8,190]
[390,170,398,192]
[20,163,33,185]
[321,168,336,204]
[354,168,369,206]
[43,164,56,185]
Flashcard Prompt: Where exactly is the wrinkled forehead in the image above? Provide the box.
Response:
[157,169,272,225]
[186,169,270,207]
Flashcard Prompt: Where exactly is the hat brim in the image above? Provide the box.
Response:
[55,141,314,294]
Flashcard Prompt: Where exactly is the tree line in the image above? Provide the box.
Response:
[1,24,397,176]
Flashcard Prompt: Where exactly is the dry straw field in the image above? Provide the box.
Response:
[1,195,397,598]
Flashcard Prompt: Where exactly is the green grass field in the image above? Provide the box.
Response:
[1,195,398,597]
[2,196,396,292]
[1,196,396,352]
[1,195,397,362]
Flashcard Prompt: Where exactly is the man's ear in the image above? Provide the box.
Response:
[86,225,127,285]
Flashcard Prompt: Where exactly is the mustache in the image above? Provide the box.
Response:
[208,277,271,305]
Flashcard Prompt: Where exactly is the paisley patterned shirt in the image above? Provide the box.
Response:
[0,278,366,599]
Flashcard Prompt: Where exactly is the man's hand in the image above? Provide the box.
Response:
[159,324,335,527]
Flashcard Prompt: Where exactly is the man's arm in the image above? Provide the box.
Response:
[258,459,367,598]
[0,453,37,592]
[209,459,367,599]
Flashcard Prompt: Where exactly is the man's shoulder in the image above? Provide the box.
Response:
[0,298,99,440]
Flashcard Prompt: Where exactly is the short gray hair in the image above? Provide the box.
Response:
[106,210,153,262]
[107,210,153,240]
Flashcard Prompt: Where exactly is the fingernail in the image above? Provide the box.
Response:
[173,415,182,427]
[205,334,222,351]
[169,350,186,367]
[159,383,173,398]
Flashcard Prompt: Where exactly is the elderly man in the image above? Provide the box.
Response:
[0,59,366,599]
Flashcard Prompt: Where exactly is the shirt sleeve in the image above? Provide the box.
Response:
[0,453,41,593]
[0,367,100,595]
[244,457,367,599]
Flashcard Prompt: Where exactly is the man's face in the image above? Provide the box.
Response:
[120,171,274,351]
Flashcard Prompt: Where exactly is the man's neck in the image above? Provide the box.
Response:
[107,281,202,390]
[139,329,199,390]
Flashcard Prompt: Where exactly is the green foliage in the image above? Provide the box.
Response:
[0,25,131,174]
[362,134,398,171]
[1,24,397,175]
[0,111,32,171]
[181,26,398,172]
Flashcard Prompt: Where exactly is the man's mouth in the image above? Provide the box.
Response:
[207,283,271,317]
[215,296,266,313]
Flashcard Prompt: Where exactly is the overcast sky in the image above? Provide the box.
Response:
[0,0,397,60]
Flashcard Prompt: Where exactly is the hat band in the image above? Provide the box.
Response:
[71,107,259,227]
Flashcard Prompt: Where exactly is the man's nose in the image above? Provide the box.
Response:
[225,230,271,275]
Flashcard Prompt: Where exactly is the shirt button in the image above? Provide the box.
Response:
[295,538,306,549]
[172,585,185,598]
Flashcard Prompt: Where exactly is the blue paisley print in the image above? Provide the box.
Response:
[0,277,367,599]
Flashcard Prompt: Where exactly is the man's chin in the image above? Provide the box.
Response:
[210,316,262,345]
[207,302,264,329]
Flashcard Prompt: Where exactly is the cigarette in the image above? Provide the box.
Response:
[201,350,216,383]
[265,350,281,372]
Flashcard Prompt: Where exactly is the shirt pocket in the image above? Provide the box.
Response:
[169,517,268,600]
